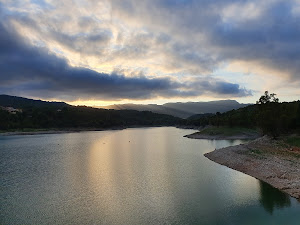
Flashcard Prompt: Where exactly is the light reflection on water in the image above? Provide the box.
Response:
[0,127,299,225]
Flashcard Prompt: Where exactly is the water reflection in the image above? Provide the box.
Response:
[259,181,291,214]
[1,128,300,225]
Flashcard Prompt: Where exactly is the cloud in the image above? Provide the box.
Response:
[185,77,252,97]
[2,0,300,84]
[0,20,250,101]
[110,0,300,80]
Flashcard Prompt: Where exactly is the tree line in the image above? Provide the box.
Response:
[0,105,183,130]
[1,92,300,137]
[186,92,300,137]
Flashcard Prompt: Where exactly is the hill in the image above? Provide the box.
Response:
[0,95,182,130]
[186,101,300,136]
[0,94,68,109]
[101,100,250,118]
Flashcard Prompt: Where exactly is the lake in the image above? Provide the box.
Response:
[0,127,299,224]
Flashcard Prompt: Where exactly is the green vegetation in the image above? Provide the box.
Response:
[198,126,258,136]
[249,149,266,160]
[284,137,300,147]
[0,94,68,109]
[0,96,183,131]
[0,128,50,133]
[0,106,182,130]
[186,92,300,138]
[250,149,263,155]
[1,93,300,136]
[256,91,279,104]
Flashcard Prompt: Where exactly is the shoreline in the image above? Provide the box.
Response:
[0,125,174,136]
[0,129,113,136]
[204,136,300,199]
[184,127,260,140]
[184,133,259,140]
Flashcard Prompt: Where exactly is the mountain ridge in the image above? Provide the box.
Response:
[0,94,250,119]
[0,94,69,109]
[101,100,250,118]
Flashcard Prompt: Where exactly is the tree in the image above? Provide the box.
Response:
[256,91,279,104]
[296,103,300,128]
[256,91,280,137]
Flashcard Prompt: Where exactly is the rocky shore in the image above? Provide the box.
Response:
[205,136,300,199]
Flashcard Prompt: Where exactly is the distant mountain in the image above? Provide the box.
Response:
[0,94,69,109]
[187,113,215,120]
[101,100,250,118]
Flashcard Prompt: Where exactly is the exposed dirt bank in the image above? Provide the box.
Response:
[205,136,300,199]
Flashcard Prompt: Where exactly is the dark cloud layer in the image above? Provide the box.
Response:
[0,21,250,101]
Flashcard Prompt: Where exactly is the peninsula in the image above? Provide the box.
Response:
[204,136,300,199]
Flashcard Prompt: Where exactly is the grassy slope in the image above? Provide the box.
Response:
[284,136,300,147]
[198,126,259,136]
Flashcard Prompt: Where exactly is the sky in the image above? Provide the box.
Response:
[0,0,300,106]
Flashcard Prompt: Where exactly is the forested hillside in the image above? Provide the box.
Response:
[186,99,300,137]
[0,95,68,109]
[1,94,299,136]
[0,95,182,130]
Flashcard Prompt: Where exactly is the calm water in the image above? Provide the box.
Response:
[0,127,299,225]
